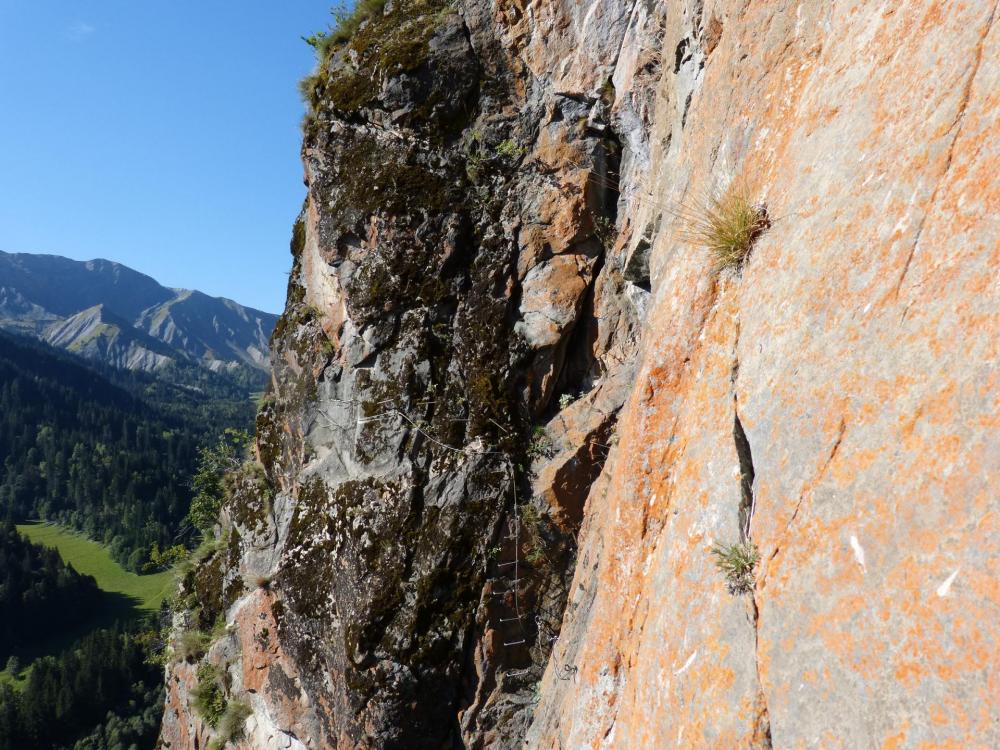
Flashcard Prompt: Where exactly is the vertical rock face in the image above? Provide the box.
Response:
[528,1,1000,748]
[160,1,999,749]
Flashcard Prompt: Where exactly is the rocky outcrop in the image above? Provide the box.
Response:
[160,0,999,748]
[527,1,1000,748]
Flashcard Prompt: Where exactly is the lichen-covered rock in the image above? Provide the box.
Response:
[161,0,998,748]
[527,1,1000,749]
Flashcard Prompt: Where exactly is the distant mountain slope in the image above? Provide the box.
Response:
[43,304,176,371]
[136,289,271,371]
[0,250,277,376]
[0,252,173,322]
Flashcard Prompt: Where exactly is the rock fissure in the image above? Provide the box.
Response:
[763,416,846,581]
[732,411,756,540]
[732,401,772,748]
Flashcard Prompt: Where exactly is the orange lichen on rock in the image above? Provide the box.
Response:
[528,0,999,748]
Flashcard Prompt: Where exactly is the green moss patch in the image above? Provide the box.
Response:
[309,0,452,114]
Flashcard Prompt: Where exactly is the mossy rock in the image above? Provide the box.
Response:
[312,0,460,120]
[224,462,273,535]
[191,551,225,632]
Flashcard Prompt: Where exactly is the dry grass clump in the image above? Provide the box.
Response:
[304,0,388,60]
[680,181,769,273]
[711,538,760,595]
[178,629,211,662]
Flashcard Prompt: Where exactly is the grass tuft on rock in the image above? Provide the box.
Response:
[711,538,760,595]
[192,663,226,727]
[207,699,253,750]
[304,0,388,60]
[681,181,769,273]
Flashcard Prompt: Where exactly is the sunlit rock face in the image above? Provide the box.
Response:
[160,1,1000,748]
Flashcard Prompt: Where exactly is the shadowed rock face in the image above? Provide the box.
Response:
[162,0,647,746]
[161,1,999,748]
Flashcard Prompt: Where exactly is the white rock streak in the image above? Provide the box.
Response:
[673,650,698,676]
[936,568,961,597]
[849,535,867,573]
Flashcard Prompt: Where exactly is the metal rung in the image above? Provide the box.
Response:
[507,578,525,584]
[506,668,532,677]
[503,639,526,646]
[503,535,519,541]
[499,615,523,623]
[491,590,513,596]
[497,560,518,567]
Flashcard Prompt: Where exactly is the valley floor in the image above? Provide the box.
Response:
[16,522,172,610]
[2,522,171,686]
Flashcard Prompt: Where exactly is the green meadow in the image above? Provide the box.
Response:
[16,522,173,610]
[2,523,174,688]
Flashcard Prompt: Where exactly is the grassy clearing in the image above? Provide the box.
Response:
[4,523,175,690]
[17,523,173,611]
[17,522,173,610]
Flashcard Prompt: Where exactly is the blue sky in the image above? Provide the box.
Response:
[0,2,338,314]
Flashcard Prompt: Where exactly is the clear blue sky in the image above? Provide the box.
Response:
[0,1,337,314]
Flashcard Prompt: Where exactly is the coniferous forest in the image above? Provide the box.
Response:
[0,330,256,570]
[0,329,262,748]
[0,521,102,659]
[0,625,163,750]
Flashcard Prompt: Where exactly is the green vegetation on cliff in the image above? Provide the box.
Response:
[299,0,458,129]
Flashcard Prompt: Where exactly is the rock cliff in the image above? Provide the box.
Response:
[159,1,999,748]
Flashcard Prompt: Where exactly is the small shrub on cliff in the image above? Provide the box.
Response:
[527,426,555,460]
[711,538,760,595]
[136,622,171,667]
[187,429,251,535]
[143,542,189,573]
[593,215,618,251]
[192,663,226,727]
[495,138,526,159]
[682,181,769,273]
[207,699,253,750]
[520,503,548,566]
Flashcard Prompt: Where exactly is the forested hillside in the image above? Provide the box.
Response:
[0,521,101,661]
[0,331,255,569]
[0,625,162,750]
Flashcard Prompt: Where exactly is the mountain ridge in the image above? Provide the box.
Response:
[0,250,278,376]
